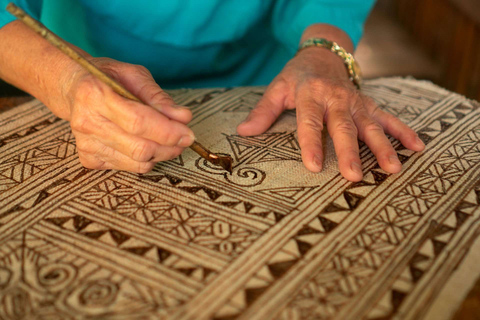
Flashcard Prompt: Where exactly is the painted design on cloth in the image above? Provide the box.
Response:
[0,78,479,320]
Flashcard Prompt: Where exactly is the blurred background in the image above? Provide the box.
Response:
[357,0,480,100]
[1,0,479,100]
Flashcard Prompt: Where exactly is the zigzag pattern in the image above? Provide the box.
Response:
[280,117,480,319]
[43,210,217,283]
[79,175,265,257]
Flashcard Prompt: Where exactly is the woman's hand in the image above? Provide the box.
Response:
[237,25,425,182]
[0,21,194,174]
[62,58,195,173]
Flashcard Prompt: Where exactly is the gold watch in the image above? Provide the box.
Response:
[297,38,362,89]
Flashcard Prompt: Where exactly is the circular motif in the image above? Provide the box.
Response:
[224,167,266,187]
[212,221,231,239]
[37,262,77,292]
[78,279,118,307]
[195,154,231,176]
[218,241,234,254]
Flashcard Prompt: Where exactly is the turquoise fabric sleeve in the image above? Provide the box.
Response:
[0,0,43,27]
[0,0,374,88]
[272,0,375,55]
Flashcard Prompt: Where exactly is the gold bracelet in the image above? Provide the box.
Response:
[297,38,362,89]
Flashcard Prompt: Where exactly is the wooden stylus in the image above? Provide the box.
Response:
[6,3,233,174]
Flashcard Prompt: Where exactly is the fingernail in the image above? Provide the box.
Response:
[351,162,362,175]
[389,155,402,166]
[415,136,425,148]
[177,133,195,147]
[313,155,323,171]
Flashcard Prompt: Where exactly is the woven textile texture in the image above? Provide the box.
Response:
[0,78,479,320]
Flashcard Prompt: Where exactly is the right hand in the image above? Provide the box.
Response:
[60,58,195,173]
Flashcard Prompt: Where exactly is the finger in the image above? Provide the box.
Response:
[77,139,156,173]
[77,152,107,170]
[295,87,325,173]
[353,105,402,174]
[326,106,363,182]
[100,87,195,148]
[74,121,184,163]
[365,97,425,152]
[107,63,192,124]
[237,80,288,136]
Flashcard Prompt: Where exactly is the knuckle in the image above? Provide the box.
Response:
[158,123,181,146]
[131,140,155,162]
[70,116,92,134]
[135,162,154,174]
[359,122,384,141]
[300,116,324,133]
[75,138,91,153]
[127,113,146,135]
[249,107,263,118]
[133,64,150,76]
[160,129,176,146]
[364,122,384,133]
[344,146,360,156]
[98,144,114,158]
[139,84,172,105]
[404,130,418,141]
[78,153,102,170]
[334,121,358,136]
[369,104,384,118]
[252,102,278,119]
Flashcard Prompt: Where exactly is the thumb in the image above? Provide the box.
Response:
[237,81,288,136]
[109,63,192,124]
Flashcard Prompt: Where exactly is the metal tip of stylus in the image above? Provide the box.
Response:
[218,155,233,174]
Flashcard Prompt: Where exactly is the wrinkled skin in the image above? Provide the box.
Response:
[64,58,195,173]
[237,48,425,181]
[0,21,424,180]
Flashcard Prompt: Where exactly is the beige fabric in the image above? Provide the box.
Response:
[0,77,479,320]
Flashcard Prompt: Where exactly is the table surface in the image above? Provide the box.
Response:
[1,94,479,320]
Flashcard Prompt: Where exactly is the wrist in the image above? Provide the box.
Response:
[295,24,360,87]
[43,44,94,121]
[38,51,83,120]
[0,21,86,120]
[297,37,362,88]
[300,24,354,53]
[296,48,349,80]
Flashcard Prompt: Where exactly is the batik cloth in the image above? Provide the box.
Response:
[0,77,479,319]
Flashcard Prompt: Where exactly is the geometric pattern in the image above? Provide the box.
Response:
[225,131,302,165]
[0,231,182,319]
[1,78,479,320]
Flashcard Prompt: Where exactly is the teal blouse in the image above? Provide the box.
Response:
[0,0,374,88]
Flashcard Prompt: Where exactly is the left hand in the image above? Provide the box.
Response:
[237,27,425,182]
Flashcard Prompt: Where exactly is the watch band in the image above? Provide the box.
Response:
[297,38,362,89]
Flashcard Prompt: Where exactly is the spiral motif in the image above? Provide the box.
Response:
[37,262,77,292]
[224,167,266,187]
[78,279,118,307]
[195,155,230,176]
[195,156,266,187]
